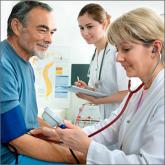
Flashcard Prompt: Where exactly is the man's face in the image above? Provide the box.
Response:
[17,7,56,59]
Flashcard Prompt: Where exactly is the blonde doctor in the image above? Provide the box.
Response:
[30,7,165,164]
[75,3,128,119]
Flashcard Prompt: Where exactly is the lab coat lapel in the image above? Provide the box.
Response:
[121,71,164,152]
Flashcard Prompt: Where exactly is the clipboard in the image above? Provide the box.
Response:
[67,85,107,97]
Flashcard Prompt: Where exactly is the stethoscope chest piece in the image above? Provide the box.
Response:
[94,80,102,89]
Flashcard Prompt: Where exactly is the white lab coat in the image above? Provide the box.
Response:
[83,69,164,164]
[88,43,128,119]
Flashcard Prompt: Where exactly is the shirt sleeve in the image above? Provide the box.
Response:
[0,57,27,143]
[86,140,141,164]
[1,105,27,143]
[0,58,19,112]
[86,103,164,164]
[82,95,129,146]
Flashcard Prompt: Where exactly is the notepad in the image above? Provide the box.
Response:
[67,86,107,97]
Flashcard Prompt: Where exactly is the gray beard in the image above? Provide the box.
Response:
[31,50,46,60]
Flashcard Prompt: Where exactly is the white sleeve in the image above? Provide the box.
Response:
[86,141,143,164]
[86,99,164,164]
[82,96,129,146]
[83,113,120,146]
[115,60,129,91]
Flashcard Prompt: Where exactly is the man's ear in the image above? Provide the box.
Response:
[10,18,23,36]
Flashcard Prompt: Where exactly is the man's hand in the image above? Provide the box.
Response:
[29,127,62,143]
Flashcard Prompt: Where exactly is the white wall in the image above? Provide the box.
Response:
[1,1,164,63]
[1,1,164,121]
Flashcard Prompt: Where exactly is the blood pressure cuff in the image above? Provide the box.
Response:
[1,105,27,144]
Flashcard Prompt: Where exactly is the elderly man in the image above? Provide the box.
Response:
[0,1,85,164]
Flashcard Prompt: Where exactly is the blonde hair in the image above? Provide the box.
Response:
[78,3,111,28]
[107,7,164,64]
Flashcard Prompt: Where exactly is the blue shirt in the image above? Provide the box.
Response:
[0,40,39,164]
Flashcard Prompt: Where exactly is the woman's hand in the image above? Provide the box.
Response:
[76,93,99,104]
[74,80,88,88]
[29,127,62,143]
[56,120,91,155]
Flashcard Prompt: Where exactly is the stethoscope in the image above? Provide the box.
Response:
[87,42,109,89]
[88,80,144,137]
[88,57,161,138]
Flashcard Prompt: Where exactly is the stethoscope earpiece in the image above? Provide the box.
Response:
[94,80,102,89]
[152,47,157,53]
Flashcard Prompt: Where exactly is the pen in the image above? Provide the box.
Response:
[77,76,80,82]
[77,76,83,87]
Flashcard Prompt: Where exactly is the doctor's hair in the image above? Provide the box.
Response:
[78,3,111,27]
[107,7,165,64]
[7,0,53,36]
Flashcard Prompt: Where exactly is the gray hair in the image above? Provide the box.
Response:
[7,0,53,36]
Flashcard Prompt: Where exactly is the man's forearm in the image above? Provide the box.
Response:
[9,134,83,163]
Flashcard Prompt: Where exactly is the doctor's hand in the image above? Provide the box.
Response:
[76,93,99,105]
[74,80,87,88]
[56,120,91,155]
[29,127,62,143]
